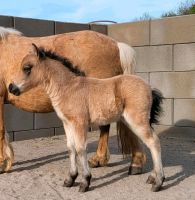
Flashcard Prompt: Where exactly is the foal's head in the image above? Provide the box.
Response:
[8,44,85,96]
[8,44,46,96]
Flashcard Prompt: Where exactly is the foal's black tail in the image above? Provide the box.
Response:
[150,89,164,128]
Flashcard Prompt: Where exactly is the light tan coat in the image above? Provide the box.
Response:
[9,48,164,192]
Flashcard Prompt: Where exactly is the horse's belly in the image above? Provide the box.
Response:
[89,104,123,126]
[7,87,53,113]
[90,114,121,126]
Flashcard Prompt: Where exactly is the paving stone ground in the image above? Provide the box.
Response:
[0,126,194,200]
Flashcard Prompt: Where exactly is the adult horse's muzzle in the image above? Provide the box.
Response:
[8,83,21,96]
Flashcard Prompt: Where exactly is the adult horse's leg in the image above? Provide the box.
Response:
[0,97,4,167]
[0,96,14,172]
[88,125,110,168]
[128,133,146,175]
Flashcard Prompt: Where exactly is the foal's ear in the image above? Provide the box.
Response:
[32,43,46,60]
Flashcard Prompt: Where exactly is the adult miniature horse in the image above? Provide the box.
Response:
[9,45,164,192]
[0,26,145,173]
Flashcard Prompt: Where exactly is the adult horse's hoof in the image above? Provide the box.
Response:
[88,154,109,168]
[0,143,14,173]
[0,158,13,173]
[128,166,143,175]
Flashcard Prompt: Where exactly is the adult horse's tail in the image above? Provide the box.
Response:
[117,42,136,74]
[117,42,146,173]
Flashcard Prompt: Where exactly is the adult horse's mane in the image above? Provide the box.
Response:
[37,47,85,76]
[0,26,22,40]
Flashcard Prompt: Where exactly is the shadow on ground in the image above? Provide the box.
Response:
[8,119,195,191]
[158,119,195,190]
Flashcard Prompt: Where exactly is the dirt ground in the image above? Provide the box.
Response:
[0,126,195,200]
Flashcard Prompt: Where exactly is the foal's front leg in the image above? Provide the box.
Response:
[75,126,91,192]
[64,123,91,192]
[63,123,78,187]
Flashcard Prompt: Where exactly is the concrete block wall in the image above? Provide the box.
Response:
[108,15,195,138]
[0,15,107,141]
[1,14,195,141]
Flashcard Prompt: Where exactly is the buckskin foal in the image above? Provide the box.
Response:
[9,45,164,192]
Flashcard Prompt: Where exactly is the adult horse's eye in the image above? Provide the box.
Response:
[23,65,32,76]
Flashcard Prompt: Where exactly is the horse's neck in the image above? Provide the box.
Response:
[41,60,77,101]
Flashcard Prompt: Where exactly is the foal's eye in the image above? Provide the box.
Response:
[23,65,33,75]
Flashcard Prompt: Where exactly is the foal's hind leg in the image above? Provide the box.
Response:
[123,112,164,192]
[117,121,146,175]
[88,125,110,168]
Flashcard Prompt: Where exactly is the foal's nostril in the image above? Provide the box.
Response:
[8,83,21,96]
[8,83,13,93]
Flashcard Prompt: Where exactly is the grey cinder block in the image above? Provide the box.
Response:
[151,15,195,45]
[0,15,13,27]
[90,24,107,34]
[150,71,195,98]
[174,43,195,71]
[14,17,55,36]
[108,21,150,46]
[160,99,173,126]
[174,99,195,127]
[14,128,55,141]
[135,45,172,72]
[55,127,65,135]
[55,22,89,34]
[4,104,33,132]
[135,72,149,83]
[34,112,62,129]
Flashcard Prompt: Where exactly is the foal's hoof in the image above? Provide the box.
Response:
[64,179,74,187]
[147,176,165,192]
[146,175,156,184]
[79,183,89,193]
[79,174,92,193]
[63,173,78,187]
[151,184,162,192]
[128,166,142,175]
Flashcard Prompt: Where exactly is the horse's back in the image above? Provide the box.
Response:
[53,30,122,78]
[118,75,152,110]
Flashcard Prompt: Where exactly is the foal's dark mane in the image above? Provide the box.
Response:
[38,47,85,76]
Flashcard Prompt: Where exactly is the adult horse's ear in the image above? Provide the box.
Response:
[32,43,45,60]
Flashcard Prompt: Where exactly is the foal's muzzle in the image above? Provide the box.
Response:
[8,83,21,96]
